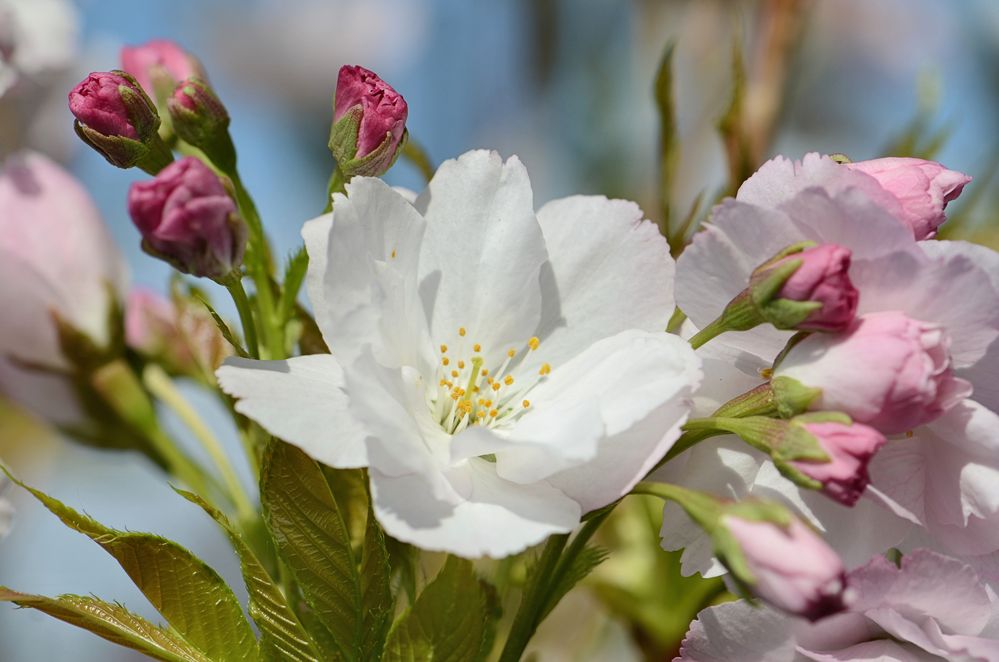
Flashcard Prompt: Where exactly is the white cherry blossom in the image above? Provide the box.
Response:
[219,150,700,557]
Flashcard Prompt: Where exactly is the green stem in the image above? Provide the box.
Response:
[230,174,283,359]
[499,533,568,662]
[224,275,259,359]
[688,317,728,349]
[499,506,616,662]
[144,364,256,521]
[323,166,347,213]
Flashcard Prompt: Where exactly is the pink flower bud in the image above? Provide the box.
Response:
[127,157,246,280]
[121,39,202,99]
[775,244,858,331]
[68,71,146,139]
[329,65,407,177]
[791,421,886,506]
[125,287,231,377]
[723,516,849,620]
[775,311,971,435]
[846,157,971,240]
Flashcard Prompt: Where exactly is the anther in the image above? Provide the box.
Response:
[440,344,448,353]
[504,375,514,386]
[459,327,467,337]
[458,360,465,369]
[522,400,530,408]
[539,363,551,376]
[473,343,481,352]
[442,357,450,366]
[528,337,540,350]
[507,348,516,358]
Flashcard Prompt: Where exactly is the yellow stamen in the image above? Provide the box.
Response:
[476,410,487,419]
[440,344,448,353]
[528,336,540,350]
[522,400,530,408]
[390,249,397,259]
[473,343,481,352]
[451,370,459,378]
[481,368,489,376]
[442,357,450,366]
[489,409,499,417]
[539,363,551,376]
[507,348,516,358]
[504,375,514,386]
[459,327,467,337]
[458,360,465,369]
[491,382,501,391]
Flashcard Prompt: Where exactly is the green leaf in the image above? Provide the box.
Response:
[278,247,309,326]
[194,294,249,358]
[360,496,393,660]
[384,557,500,662]
[175,489,322,662]
[0,589,210,662]
[538,545,608,621]
[322,467,369,550]
[717,31,752,196]
[260,441,391,661]
[653,41,678,245]
[6,473,258,662]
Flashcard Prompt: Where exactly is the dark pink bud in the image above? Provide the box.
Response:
[723,516,850,621]
[334,65,407,157]
[776,244,858,331]
[791,421,886,506]
[127,157,246,280]
[846,157,971,240]
[121,39,202,98]
[68,71,145,139]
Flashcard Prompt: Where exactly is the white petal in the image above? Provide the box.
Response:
[415,150,548,361]
[544,332,701,512]
[529,195,675,368]
[737,153,903,220]
[675,200,797,359]
[302,176,428,365]
[656,438,769,577]
[216,355,368,468]
[869,401,999,555]
[452,330,698,494]
[851,248,999,367]
[369,460,580,558]
[922,240,999,409]
[676,600,797,662]
[676,187,915,360]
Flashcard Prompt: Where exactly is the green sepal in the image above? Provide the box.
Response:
[771,375,822,418]
[169,78,237,172]
[328,104,408,178]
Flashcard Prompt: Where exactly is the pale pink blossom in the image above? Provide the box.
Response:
[847,157,971,240]
[775,311,971,435]
[722,516,849,621]
[790,421,886,506]
[120,39,201,99]
[774,244,857,332]
[0,152,126,424]
[677,549,999,662]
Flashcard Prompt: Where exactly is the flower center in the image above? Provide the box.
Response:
[429,327,552,434]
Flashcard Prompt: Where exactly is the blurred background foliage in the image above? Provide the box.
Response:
[2,0,999,659]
